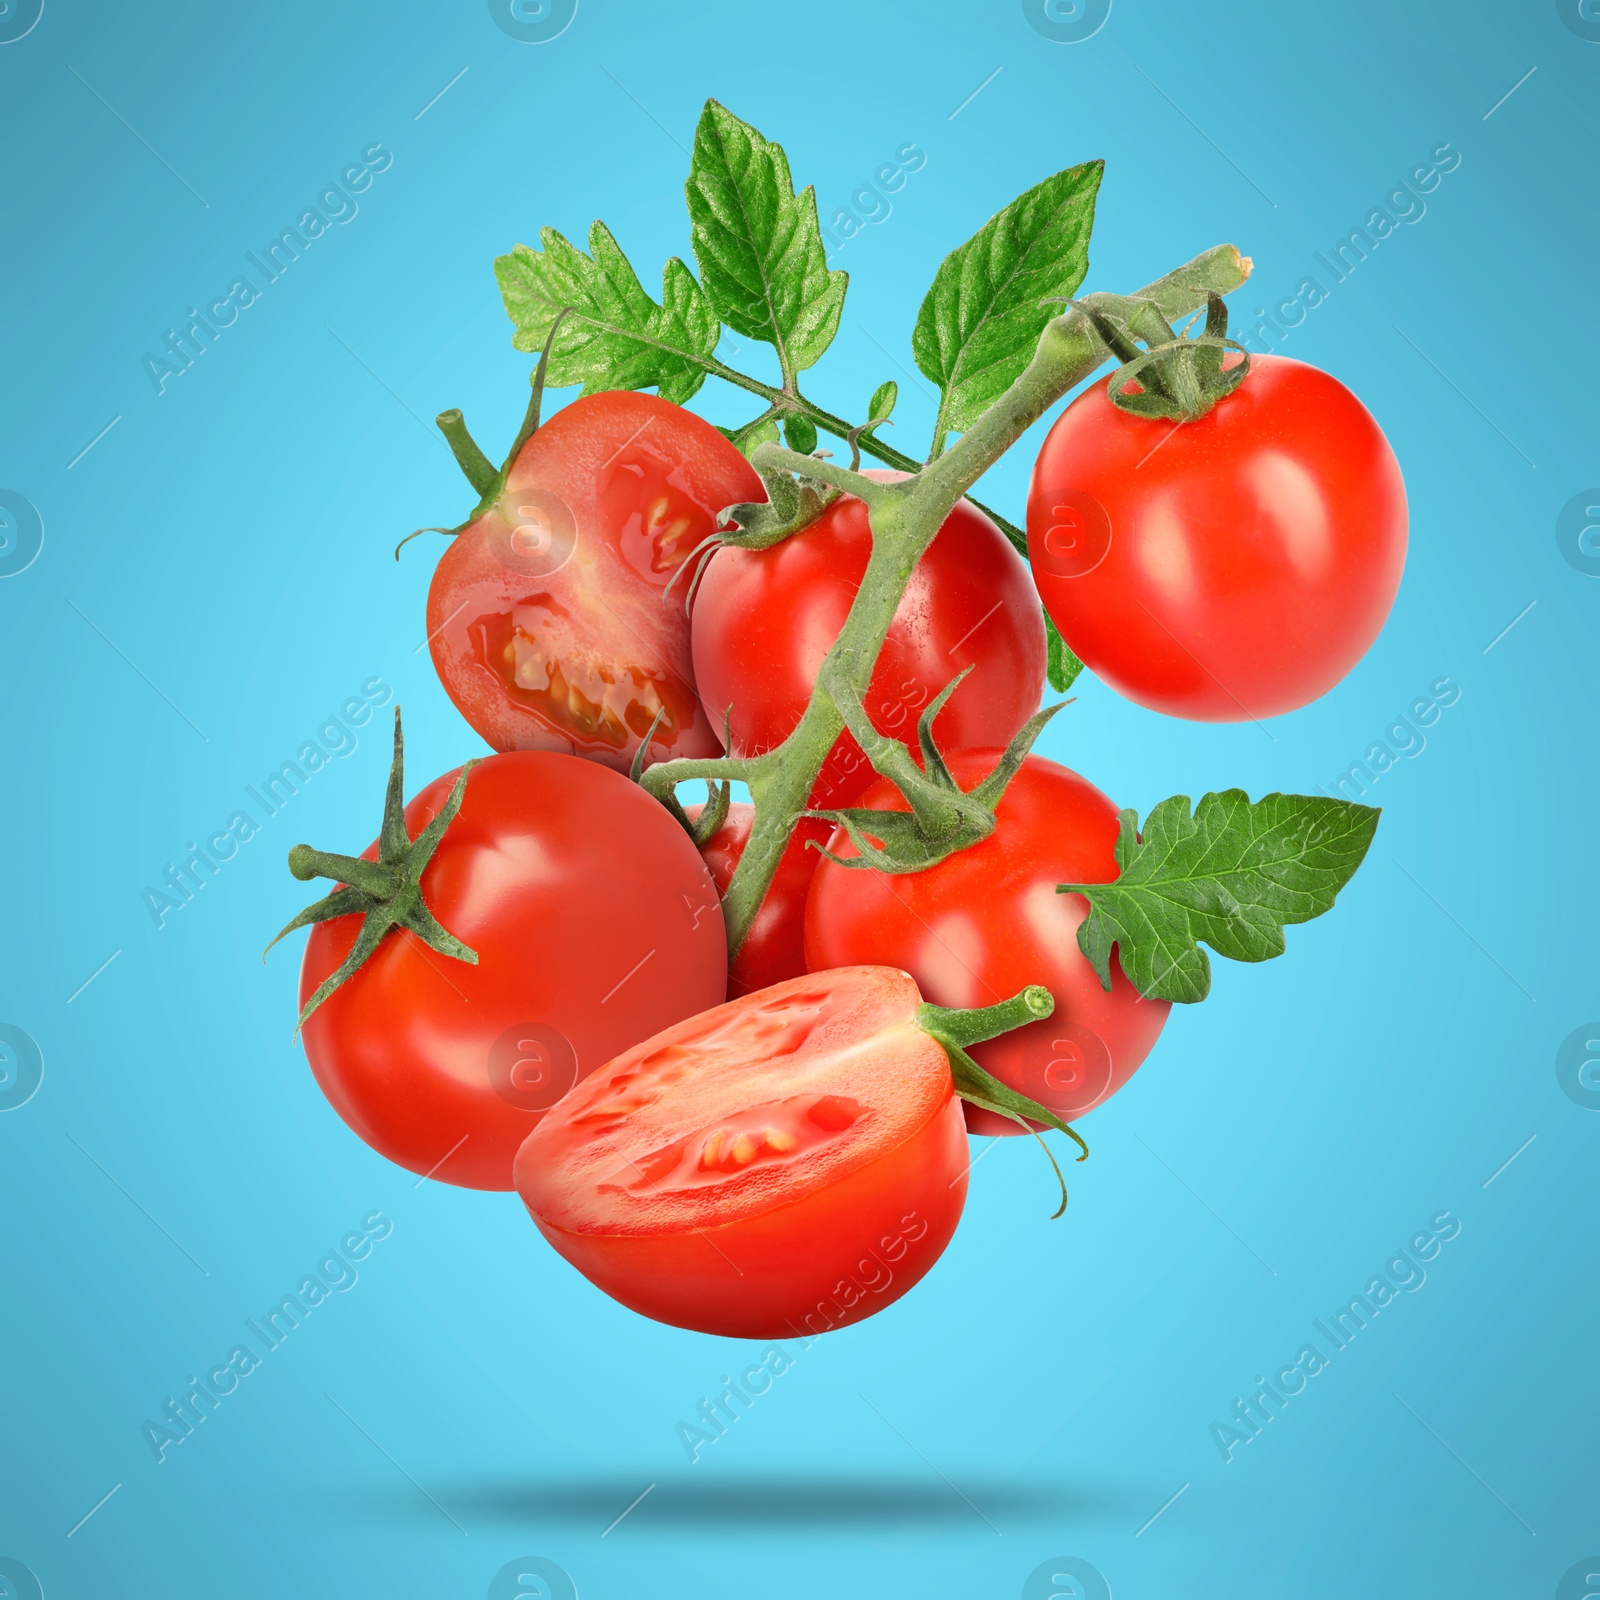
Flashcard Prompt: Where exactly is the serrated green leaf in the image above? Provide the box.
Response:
[914,161,1103,453]
[495,222,719,405]
[1045,615,1084,692]
[686,99,846,383]
[1066,791,1379,1005]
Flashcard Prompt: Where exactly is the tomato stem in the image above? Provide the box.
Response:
[919,986,1054,1049]
[435,409,498,497]
[917,985,1088,1219]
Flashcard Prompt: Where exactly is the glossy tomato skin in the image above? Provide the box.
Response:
[1027,354,1406,721]
[692,472,1046,808]
[299,751,726,1190]
[514,967,967,1338]
[805,752,1170,1137]
[690,801,828,998]
[427,392,763,771]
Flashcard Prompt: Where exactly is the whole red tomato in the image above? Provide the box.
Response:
[690,801,827,998]
[298,751,727,1189]
[514,967,968,1338]
[427,391,762,771]
[805,751,1169,1136]
[1026,354,1406,721]
[692,472,1046,808]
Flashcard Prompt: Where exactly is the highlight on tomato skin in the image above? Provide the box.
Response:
[804,750,1170,1137]
[297,750,728,1191]
[512,967,970,1339]
[426,391,763,773]
[1026,353,1407,722]
[691,471,1047,809]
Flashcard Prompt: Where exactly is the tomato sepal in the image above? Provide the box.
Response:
[717,453,841,550]
[806,688,1067,875]
[265,709,482,1032]
[402,306,579,565]
[1072,291,1250,424]
[918,987,1089,1219]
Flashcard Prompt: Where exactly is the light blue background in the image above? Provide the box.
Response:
[2,2,1595,1596]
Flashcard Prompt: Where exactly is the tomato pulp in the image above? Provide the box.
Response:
[805,752,1169,1136]
[299,751,727,1189]
[514,967,968,1337]
[692,473,1046,807]
[427,391,763,770]
[1026,354,1406,721]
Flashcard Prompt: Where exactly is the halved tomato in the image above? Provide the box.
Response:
[426,392,763,771]
[513,967,969,1338]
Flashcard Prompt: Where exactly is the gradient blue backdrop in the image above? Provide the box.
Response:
[2,3,1595,1596]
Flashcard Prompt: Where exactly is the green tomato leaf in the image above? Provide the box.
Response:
[1065,791,1380,1004]
[686,99,847,383]
[868,380,898,423]
[1044,614,1083,692]
[495,222,719,405]
[914,161,1103,453]
[783,413,819,454]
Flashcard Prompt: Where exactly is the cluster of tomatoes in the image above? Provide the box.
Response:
[277,351,1404,1340]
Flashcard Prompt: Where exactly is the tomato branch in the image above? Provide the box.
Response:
[645,243,1253,955]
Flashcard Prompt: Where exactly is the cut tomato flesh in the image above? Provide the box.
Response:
[513,967,969,1338]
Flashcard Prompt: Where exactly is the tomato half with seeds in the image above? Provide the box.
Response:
[805,751,1169,1136]
[513,967,968,1338]
[427,392,763,771]
[299,751,727,1190]
[690,801,828,998]
[691,472,1047,808]
[1026,353,1406,720]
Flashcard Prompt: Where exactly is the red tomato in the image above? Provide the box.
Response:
[1026,354,1406,721]
[805,751,1169,1136]
[514,967,967,1338]
[427,392,763,771]
[690,801,828,998]
[692,472,1046,808]
[299,751,727,1190]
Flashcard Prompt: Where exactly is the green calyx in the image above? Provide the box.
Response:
[805,675,1067,875]
[1074,291,1250,423]
[718,404,894,551]
[397,308,575,561]
[263,708,480,1032]
[918,986,1089,1220]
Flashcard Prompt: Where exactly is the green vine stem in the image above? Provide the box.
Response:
[642,244,1251,956]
